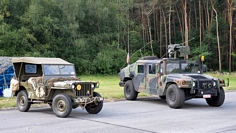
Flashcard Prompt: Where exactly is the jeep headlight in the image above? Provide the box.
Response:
[71,84,75,89]
[91,84,95,88]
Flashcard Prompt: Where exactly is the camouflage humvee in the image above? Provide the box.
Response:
[11,57,103,117]
[119,44,228,108]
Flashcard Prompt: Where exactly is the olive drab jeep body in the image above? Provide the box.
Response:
[11,57,103,117]
[119,44,228,108]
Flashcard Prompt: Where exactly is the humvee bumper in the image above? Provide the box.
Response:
[194,88,218,97]
[119,81,124,87]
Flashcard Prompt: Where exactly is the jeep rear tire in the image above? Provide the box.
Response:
[85,92,103,114]
[52,94,72,118]
[166,84,185,109]
[124,80,138,100]
[17,90,31,112]
[206,87,225,107]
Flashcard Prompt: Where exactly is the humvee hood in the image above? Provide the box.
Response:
[167,73,217,80]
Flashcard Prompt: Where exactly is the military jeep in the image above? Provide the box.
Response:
[119,44,228,108]
[11,57,103,117]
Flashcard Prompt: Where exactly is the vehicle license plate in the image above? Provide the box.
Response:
[203,94,211,98]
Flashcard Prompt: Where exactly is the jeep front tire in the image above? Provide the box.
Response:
[17,90,31,112]
[52,94,72,118]
[166,84,185,109]
[124,80,138,100]
[85,92,103,114]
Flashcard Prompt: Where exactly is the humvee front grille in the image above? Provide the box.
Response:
[196,80,213,89]
[75,84,93,96]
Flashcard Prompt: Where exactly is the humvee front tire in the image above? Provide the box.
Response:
[166,84,185,109]
[124,80,138,100]
[206,87,225,107]
[52,94,72,118]
[85,92,103,114]
[17,90,31,112]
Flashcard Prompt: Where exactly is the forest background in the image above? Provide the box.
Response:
[0,0,236,75]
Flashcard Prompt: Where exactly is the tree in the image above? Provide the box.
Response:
[227,0,233,72]
[211,0,221,72]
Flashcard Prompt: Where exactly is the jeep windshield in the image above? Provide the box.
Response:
[166,62,199,74]
[43,65,75,75]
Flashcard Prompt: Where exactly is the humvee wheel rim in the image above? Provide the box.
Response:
[170,91,176,101]
[56,100,66,112]
[126,86,131,95]
[20,96,26,106]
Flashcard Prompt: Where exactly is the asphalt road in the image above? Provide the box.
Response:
[1,91,236,133]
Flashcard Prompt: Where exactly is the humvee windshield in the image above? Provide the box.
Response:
[163,62,199,74]
[43,65,75,75]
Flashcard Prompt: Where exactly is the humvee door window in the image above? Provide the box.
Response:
[138,65,144,73]
[149,64,156,74]
[44,65,60,75]
[59,65,75,75]
[25,65,37,73]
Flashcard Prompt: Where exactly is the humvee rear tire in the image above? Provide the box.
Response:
[17,90,31,112]
[85,92,103,114]
[206,87,225,107]
[52,94,72,118]
[124,80,138,100]
[166,84,185,109]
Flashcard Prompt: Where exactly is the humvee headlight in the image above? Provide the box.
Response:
[91,84,95,88]
[192,81,196,87]
[213,81,216,87]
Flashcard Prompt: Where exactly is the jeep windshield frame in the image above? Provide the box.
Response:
[43,64,75,76]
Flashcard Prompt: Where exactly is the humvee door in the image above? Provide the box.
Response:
[146,63,157,94]
[132,63,146,92]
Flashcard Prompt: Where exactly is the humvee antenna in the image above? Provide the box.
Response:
[180,38,195,45]
[120,43,150,68]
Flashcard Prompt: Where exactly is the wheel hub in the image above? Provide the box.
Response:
[57,100,66,112]
[20,96,25,106]
[170,91,176,101]
[126,86,131,95]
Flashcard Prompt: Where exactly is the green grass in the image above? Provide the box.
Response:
[207,72,236,91]
[80,75,150,100]
[0,74,235,108]
[0,97,16,109]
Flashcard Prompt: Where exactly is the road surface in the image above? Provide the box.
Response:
[1,91,236,133]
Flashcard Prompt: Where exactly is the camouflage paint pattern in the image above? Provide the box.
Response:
[119,56,227,97]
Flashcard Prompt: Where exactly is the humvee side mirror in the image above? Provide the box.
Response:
[202,65,207,73]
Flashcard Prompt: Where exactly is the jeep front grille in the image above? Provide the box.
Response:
[75,83,93,96]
